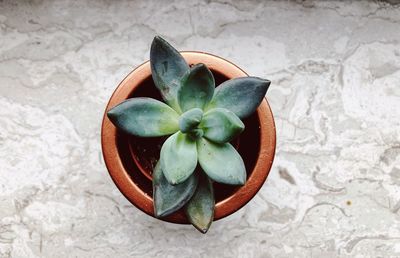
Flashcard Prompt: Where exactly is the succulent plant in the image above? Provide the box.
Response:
[107,36,270,233]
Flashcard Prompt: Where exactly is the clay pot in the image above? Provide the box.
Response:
[101,52,276,223]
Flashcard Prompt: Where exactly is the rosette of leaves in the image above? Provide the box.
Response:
[107,36,271,233]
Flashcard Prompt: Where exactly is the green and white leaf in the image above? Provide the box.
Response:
[150,36,189,112]
[206,77,270,119]
[160,132,198,185]
[179,108,203,133]
[200,108,244,144]
[153,162,198,217]
[197,138,246,185]
[107,97,179,137]
[178,64,215,112]
[185,173,214,234]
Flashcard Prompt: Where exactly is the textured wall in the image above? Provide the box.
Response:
[1,0,400,257]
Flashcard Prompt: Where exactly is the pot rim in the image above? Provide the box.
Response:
[101,51,276,224]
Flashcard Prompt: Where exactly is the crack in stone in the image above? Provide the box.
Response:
[312,166,345,193]
[345,235,400,253]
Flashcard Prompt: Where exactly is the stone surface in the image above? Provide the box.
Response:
[1,0,400,257]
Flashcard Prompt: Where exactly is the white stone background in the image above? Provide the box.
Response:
[1,0,400,257]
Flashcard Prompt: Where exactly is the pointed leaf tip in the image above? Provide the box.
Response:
[185,173,214,233]
[150,36,189,112]
[206,77,271,119]
[153,162,198,217]
[107,98,180,137]
[152,35,163,43]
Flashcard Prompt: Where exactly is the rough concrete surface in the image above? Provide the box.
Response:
[1,0,400,257]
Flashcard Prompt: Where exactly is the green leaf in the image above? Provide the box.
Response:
[107,97,179,137]
[150,36,190,112]
[197,138,246,185]
[178,64,215,112]
[188,128,204,140]
[153,162,198,217]
[160,132,198,185]
[179,108,203,133]
[185,172,214,234]
[200,108,244,144]
[206,77,271,119]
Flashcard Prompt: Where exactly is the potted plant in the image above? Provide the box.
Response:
[101,36,276,233]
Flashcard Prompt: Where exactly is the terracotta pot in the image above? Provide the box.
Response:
[101,52,276,224]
